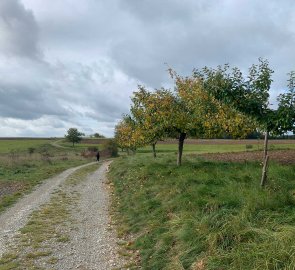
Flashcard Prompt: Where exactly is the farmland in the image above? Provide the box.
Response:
[138,139,295,154]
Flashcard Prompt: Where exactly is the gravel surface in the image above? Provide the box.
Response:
[0,161,127,270]
[0,162,96,258]
[52,160,127,269]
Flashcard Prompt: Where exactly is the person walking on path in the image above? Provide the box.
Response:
[96,151,100,162]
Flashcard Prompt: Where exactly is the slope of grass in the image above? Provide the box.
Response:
[109,153,295,269]
[0,143,92,213]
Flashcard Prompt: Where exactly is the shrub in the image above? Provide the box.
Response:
[102,139,118,157]
[245,144,253,150]
[87,146,98,152]
[28,147,35,155]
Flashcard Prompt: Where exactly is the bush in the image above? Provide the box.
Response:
[102,139,118,157]
[245,144,253,150]
[28,147,35,155]
[87,146,98,152]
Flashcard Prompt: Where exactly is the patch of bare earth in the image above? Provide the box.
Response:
[161,139,294,145]
[198,149,295,165]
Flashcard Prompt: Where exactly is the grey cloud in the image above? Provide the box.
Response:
[48,61,131,120]
[0,83,68,119]
[118,0,198,23]
[23,0,295,89]
[0,0,41,59]
[110,0,295,88]
[2,0,295,137]
[0,57,132,131]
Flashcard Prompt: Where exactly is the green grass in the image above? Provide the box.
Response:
[59,142,104,150]
[0,139,53,154]
[138,143,295,154]
[109,153,295,269]
[59,142,98,149]
[0,142,94,213]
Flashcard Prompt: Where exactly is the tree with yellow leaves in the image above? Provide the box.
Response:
[130,86,175,158]
[194,58,294,186]
[168,69,256,165]
[114,115,145,154]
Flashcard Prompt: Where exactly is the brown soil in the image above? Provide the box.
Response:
[81,138,108,144]
[161,139,295,145]
[198,149,295,165]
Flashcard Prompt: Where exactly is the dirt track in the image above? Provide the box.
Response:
[162,139,295,145]
[0,162,96,257]
[0,161,126,269]
[199,149,295,165]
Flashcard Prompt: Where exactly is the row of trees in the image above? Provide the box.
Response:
[115,59,294,185]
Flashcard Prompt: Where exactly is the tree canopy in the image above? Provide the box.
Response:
[65,128,85,147]
[115,58,294,173]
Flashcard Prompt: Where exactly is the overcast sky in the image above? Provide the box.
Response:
[0,0,295,137]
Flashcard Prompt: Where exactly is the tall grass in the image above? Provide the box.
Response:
[109,153,295,269]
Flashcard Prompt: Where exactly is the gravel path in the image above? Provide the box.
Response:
[0,161,127,269]
[53,160,126,269]
[0,162,96,258]
[51,139,68,148]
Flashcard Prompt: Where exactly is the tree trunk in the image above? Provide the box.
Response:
[263,131,269,160]
[260,131,269,187]
[260,155,269,187]
[152,143,157,158]
[177,132,186,166]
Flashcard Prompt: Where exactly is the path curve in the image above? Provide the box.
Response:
[0,162,96,257]
[51,139,68,149]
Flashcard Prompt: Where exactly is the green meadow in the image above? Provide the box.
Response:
[138,142,295,154]
[0,139,94,213]
[110,150,295,269]
[57,139,105,150]
[0,139,53,154]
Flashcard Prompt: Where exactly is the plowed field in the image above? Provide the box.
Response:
[199,149,295,165]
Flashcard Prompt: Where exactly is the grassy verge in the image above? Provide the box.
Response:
[109,153,295,269]
[0,163,99,270]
